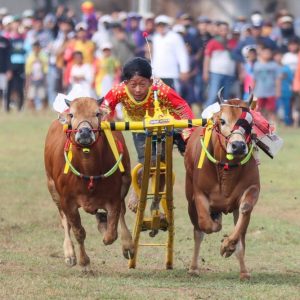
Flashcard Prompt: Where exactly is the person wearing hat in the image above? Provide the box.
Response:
[152,15,189,91]
[94,42,120,97]
[81,1,97,38]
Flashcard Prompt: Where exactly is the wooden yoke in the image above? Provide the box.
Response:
[100,103,207,269]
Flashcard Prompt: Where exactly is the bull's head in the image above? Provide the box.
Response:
[59,97,107,146]
[214,88,253,157]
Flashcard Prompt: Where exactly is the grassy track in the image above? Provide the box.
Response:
[0,110,299,300]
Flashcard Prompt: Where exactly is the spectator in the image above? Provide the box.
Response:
[47,16,74,106]
[0,31,11,110]
[292,50,300,127]
[253,46,281,122]
[126,12,145,57]
[5,16,26,111]
[69,51,94,94]
[152,15,189,91]
[110,22,135,67]
[81,1,98,38]
[234,20,277,63]
[63,22,95,89]
[240,46,257,100]
[24,16,53,54]
[203,21,237,107]
[94,42,120,97]
[194,16,212,105]
[274,51,293,126]
[25,41,48,110]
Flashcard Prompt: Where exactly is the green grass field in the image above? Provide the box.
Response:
[0,110,299,300]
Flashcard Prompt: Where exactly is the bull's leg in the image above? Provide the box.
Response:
[119,201,135,259]
[220,185,259,278]
[194,191,222,234]
[47,178,76,266]
[60,210,77,266]
[103,202,120,245]
[233,210,250,280]
[65,207,90,271]
[188,229,205,276]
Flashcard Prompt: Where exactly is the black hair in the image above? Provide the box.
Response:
[122,57,152,81]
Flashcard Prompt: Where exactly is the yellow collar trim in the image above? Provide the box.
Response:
[124,85,152,105]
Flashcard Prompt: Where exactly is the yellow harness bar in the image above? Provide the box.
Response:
[99,119,207,131]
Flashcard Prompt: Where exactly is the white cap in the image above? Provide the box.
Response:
[172,24,185,34]
[142,12,155,20]
[2,15,14,26]
[154,15,172,25]
[278,15,293,24]
[75,22,88,31]
[101,42,113,50]
[22,9,34,18]
[100,14,112,24]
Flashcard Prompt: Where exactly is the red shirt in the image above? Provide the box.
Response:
[103,79,194,139]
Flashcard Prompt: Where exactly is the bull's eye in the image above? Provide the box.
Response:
[68,113,74,118]
[96,112,100,117]
[220,118,226,126]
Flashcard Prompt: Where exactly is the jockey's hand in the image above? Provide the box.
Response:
[173,131,186,156]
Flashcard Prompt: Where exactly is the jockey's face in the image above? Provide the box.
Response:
[125,75,152,101]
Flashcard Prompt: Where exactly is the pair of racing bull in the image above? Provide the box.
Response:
[44,91,259,279]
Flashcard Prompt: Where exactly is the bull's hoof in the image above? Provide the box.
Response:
[220,237,237,258]
[122,247,135,260]
[240,272,251,281]
[188,267,200,276]
[81,264,94,276]
[103,233,118,245]
[65,256,77,267]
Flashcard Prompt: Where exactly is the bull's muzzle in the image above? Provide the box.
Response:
[75,126,96,146]
[231,141,247,156]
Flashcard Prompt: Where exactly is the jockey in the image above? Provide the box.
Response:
[102,57,194,157]
[101,57,194,211]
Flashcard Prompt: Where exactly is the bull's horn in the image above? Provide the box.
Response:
[247,87,254,107]
[217,87,224,104]
[96,97,104,106]
[65,99,71,107]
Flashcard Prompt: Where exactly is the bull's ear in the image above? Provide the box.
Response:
[65,99,71,107]
[217,87,224,104]
[96,97,104,106]
[58,113,67,124]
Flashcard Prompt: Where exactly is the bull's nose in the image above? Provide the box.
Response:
[79,127,92,137]
[231,141,246,155]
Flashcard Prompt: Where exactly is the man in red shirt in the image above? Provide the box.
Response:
[203,21,238,107]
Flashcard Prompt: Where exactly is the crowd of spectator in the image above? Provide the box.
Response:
[1,2,300,127]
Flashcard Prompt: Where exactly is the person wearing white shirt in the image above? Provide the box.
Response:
[152,15,189,92]
[69,51,94,95]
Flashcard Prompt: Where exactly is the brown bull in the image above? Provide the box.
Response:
[185,92,260,280]
[44,97,134,271]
